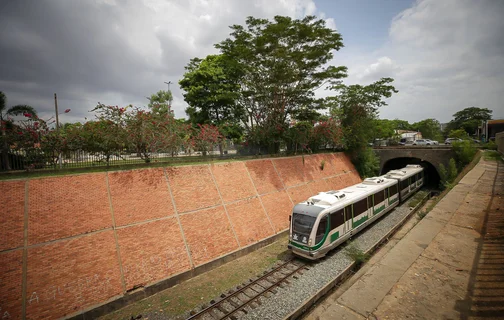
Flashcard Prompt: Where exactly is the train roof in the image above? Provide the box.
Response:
[293,175,397,217]
[384,164,423,181]
[292,165,424,217]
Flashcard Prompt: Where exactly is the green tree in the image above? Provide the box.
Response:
[327,78,397,177]
[390,119,412,131]
[447,128,468,139]
[179,55,242,126]
[0,91,38,170]
[179,54,243,155]
[372,119,398,142]
[444,107,492,136]
[412,118,443,141]
[147,90,173,115]
[215,15,347,151]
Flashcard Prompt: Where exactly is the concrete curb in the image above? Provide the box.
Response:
[283,192,432,320]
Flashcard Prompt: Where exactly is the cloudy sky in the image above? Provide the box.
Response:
[1,0,503,125]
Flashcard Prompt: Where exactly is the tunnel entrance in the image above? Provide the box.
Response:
[381,157,440,189]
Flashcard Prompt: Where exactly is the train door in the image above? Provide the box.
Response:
[385,188,389,207]
[344,205,353,234]
[367,195,374,219]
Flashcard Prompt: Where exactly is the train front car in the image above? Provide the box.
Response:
[288,176,400,260]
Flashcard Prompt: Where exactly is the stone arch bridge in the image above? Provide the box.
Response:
[373,146,455,187]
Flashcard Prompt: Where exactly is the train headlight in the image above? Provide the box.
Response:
[308,239,312,246]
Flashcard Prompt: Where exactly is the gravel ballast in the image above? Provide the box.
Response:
[239,203,418,320]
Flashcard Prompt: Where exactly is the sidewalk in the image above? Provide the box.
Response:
[304,158,503,320]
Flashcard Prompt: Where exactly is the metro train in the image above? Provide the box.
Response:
[288,165,424,260]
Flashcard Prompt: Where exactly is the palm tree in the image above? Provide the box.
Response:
[1,91,38,170]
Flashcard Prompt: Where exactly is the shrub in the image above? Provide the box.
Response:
[439,158,458,189]
[452,140,477,169]
[344,243,369,268]
[351,147,380,178]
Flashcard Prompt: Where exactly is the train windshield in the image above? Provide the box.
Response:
[291,213,315,244]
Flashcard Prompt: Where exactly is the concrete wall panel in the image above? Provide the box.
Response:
[0,250,23,320]
[28,174,111,245]
[26,231,122,320]
[226,197,274,246]
[210,162,256,203]
[0,180,25,251]
[117,219,191,290]
[108,168,174,226]
[180,206,239,266]
[245,160,283,195]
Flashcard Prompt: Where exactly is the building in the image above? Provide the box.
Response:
[478,119,504,142]
[396,130,422,143]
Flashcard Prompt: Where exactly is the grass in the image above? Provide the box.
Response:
[98,234,290,320]
[483,150,504,163]
[344,243,369,268]
[408,190,429,208]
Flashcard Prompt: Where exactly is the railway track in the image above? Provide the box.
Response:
[186,259,309,320]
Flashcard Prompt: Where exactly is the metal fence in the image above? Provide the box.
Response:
[1,148,250,172]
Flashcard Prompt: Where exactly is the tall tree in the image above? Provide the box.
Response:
[179,55,242,126]
[412,118,443,141]
[445,107,492,136]
[0,91,38,170]
[328,78,398,154]
[147,90,173,115]
[215,15,347,151]
[327,78,398,177]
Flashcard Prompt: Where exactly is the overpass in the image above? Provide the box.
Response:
[373,146,455,186]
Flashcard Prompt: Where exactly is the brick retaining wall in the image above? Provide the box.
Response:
[0,153,360,319]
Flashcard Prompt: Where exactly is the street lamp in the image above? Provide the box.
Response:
[164,81,173,106]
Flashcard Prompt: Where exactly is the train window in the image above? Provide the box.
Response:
[353,199,368,216]
[367,195,373,208]
[389,184,398,196]
[374,189,385,204]
[330,210,344,230]
[411,174,417,183]
[400,179,409,190]
[316,216,328,244]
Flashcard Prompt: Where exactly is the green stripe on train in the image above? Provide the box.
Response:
[374,205,385,214]
[353,215,367,228]
[330,231,340,242]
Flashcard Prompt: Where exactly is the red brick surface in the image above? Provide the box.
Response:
[26,231,122,320]
[307,179,331,195]
[117,219,191,289]
[0,180,25,251]
[0,250,23,320]
[287,184,314,205]
[273,157,305,187]
[245,160,283,195]
[225,198,274,246]
[210,162,256,203]
[326,175,344,190]
[303,154,325,181]
[28,174,111,245]
[0,152,359,319]
[261,191,293,232]
[180,206,239,266]
[108,169,174,226]
[166,166,221,213]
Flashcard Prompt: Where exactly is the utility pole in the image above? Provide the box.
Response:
[54,93,62,168]
[164,81,173,106]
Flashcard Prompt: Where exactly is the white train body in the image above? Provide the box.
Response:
[288,165,424,259]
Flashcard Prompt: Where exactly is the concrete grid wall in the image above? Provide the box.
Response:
[0,153,361,320]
